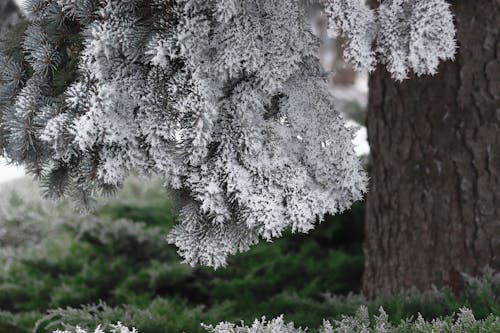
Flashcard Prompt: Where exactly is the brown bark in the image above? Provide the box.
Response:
[363,0,500,297]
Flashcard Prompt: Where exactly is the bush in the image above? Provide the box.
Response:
[44,308,500,333]
[207,308,500,333]
[20,270,500,333]
[0,178,70,258]
[0,177,366,332]
[35,299,229,333]
[1,177,499,333]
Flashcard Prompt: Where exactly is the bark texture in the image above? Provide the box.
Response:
[363,0,500,298]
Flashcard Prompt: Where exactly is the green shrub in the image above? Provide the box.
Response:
[0,177,365,314]
[0,178,70,258]
[15,272,498,333]
[35,299,230,333]
[1,177,499,333]
[35,307,500,333]
[205,308,500,333]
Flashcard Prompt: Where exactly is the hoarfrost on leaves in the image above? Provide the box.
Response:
[202,308,500,333]
[53,322,138,333]
[48,308,500,333]
[202,316,306,333]
[0,0,456,267]
[325,0,456,80]
[325,0,377,71]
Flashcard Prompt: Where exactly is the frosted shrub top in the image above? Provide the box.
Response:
[0,0,455,267]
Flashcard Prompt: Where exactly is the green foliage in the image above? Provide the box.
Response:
[31,306,500,333]
[93,177,177,228]
[0,215,198,312]
[0,177,499,333]
[0,178,71,259]
[319,274,500,324]
[199,203,366,312]
[35,299,230,333]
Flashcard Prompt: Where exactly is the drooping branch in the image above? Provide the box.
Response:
[0,0,457,268]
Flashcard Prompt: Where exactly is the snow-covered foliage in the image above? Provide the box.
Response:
[205,308,500,333]
[203,316,306,333]
[51,308,500,333]
[326,0,456,80]
[54,322,137,333]
[0,0,455,267]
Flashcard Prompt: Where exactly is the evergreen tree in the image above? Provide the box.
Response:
[0,0,455,268]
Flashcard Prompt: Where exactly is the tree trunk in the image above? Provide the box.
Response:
[363,0,500,298]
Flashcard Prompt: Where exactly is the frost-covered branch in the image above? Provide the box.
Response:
[325,0,456,80]
[0,0,456,267]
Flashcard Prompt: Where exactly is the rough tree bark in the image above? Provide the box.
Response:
[363,0,500,298]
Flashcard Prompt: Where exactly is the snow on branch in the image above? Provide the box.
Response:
[0,0,456,267]
[326,0,456,80]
